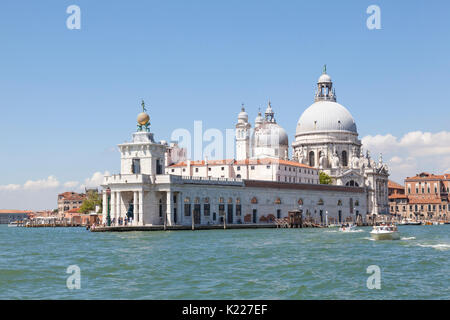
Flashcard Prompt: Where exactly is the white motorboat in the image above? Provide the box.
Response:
[7,221,19,227]
[339,223,357,232]
[370,224,400,240]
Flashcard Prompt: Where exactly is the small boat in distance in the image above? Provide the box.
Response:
[8,221,19,227]
[370,224,400,240]
[339,223,357,232]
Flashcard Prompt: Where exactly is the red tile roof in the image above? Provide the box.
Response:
[388,180,404,189]
[408,195,442,204]
[0,209,33,214]
[67,208,81,214]
[388,194,408,200]
[405,172,450,181]
[58,192,86,201]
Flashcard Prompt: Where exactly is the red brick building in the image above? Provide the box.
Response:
[388,173,450,221]
[57,192,86,216]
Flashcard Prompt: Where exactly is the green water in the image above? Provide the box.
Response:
[0,224,448,299]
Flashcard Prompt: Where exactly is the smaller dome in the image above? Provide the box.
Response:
[137,112,150,125]
[238,107,248,122]
[252,122,288,148]
[318,73,332,83]
[255,112,263,126]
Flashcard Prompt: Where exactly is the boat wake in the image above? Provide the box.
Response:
[400,237,416,240]
[416,243,450,251]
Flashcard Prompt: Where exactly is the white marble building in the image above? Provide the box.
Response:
[101,68,388,227]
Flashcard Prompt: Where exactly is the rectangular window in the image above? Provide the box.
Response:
[204,203,210,216]
[184,203,191,216]
[235,204,241,216]
[195,168,199,173]
[277,209,281,219]
[237,166,240,171]
[156,159,162,175]
[219,204,225,216]
[251,166,255,170]
[132,159,141,174]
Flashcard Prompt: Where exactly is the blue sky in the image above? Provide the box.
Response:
[1,0,449,209]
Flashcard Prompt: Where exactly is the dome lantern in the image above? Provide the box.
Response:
[315,65,336,102]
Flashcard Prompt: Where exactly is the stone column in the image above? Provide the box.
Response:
[133,191,138,226]
[111,191,116,225]
[102,191,107,224]
[139,191,144,225]
[166,191,173,226]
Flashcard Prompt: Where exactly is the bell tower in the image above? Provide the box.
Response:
[235,105,251,160]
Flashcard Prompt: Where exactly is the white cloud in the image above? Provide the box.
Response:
[362,131,450,182]
[64,181,79,189]
[23,176,60,190]
[0,184,21,191]
[0,171,110,210]
[79,171,110,190]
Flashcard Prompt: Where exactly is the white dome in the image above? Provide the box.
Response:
[318,73,332,83]
[296,101,357,134]
[238,108,248,122]
[255,112,263,125]
[252,122,289,147]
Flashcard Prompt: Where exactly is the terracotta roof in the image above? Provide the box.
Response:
[408,195,443,204]
[388,180,404,189]
[0,209,33,214]
[168,158,315,169]
[58,192,86,201]
[405,172,449,182]
[67,208,81,214]
[388,194,408,200]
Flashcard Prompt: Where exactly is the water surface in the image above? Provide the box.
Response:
[0,224,448,299]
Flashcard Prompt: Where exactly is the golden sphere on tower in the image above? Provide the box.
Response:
[137,112,150,125]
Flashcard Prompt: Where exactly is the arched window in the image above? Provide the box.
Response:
[298,198,303,205]
[228,197,233,204]
[337,200,342,206]
[236,198,241,204]
[236,174,241,178]
[342,150,348,167]
[184,197,191,203]
[275,198,281,205]
[194,197,200,204]
[219,197,224,203]
[346,180,359,187]
[318,199,324,205]
[309,151,315,167]
[204,197,209,203]
[355,200,359,206]
[251,197,258,204]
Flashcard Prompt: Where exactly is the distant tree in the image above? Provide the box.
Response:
[319,171,333,185]
[52,209,58,214]
[79,190,102,214]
